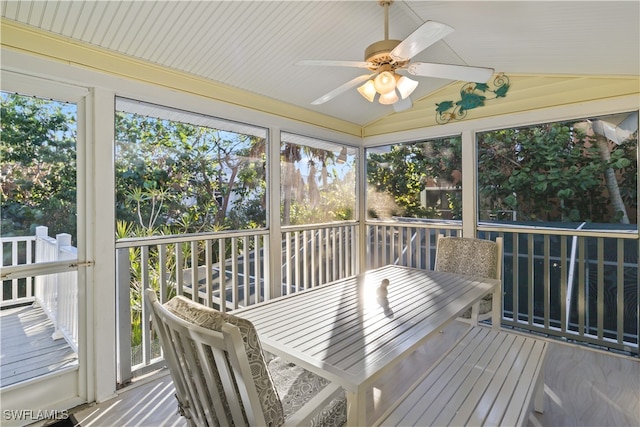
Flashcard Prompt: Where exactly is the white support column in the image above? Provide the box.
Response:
[461,130,477,238]
[357,144,367,273]
[89,88,117,403]
[268,127,283,298]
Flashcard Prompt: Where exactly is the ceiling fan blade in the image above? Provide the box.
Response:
[407,62,494,83]
[311,74,374,105]
[390,21,454,62]
[297,60,373,69]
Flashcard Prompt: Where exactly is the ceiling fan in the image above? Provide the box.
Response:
[298,0,495,111]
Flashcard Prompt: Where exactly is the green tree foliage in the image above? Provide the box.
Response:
[281,142,355,226]
[366,137,462,219]
[1,93,77,241]
[115,112,267,236]
[478,121,637,223]
[366,119,636,225]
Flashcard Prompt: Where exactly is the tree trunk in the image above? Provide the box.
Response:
[595,134,630,224]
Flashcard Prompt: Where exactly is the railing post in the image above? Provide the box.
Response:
[52,233,79,350]
[52,233,72,341]
[33,226,49,305]
[116,247,133,385]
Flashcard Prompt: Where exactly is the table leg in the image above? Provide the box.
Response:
[470,301,480,326]
[345,387,368,426]
[492,286,501,330]
[357,386,367,425]
[345,390,358,427]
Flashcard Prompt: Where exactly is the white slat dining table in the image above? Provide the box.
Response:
[233,264,502,426]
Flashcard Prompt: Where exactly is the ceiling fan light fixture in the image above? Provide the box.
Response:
[379,90,399,105]
[373,71,396,95]
[357,80,377,102]
[302,1,491,109]
[396,75,418,99]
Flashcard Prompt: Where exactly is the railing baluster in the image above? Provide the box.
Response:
[243,235,250,307]
[190,241,199,303]
[367,226,373,270]
[254,235,261,302]
[408,227,413,266]
[543,234,550,329]
[323,228,335,282]
[11,240,18,300]
[331,227,337,282]
[116,247,132,384]
[175,243,184,297]
[218,238,226,312]
[205,239,213,308]
[141,245,151,366]
[389,225,395,265]
[294,231,300,292]
[231,237,238,309]
[159,244,167,303]
[382,225,388,266]
[318,228,324,285]
[379,225,384,268]
[25,239,33,297]
[303,230,308,289]
[560,235,568,335]
[597,237,604,340]
[617,239,624,345]
[284,231,291,293]
[338,226,344,280]
[416,228,423,270]
[578,238,586,336]
[309,230,320,288]
[262,234,269,301]
[527,233,534,326]
[512,233,519,323]
[352,224,357,274]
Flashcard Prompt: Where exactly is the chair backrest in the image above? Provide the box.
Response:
[434,235,503,281]
[145,290,285,427]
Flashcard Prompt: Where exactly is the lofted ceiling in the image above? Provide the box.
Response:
[1,1,638,127]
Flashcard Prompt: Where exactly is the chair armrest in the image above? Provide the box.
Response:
[282,382,344,427]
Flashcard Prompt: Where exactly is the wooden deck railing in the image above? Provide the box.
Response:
[365,219,462,269]
[479,224,638,355]
[365,220,638,355]
[115,229,268,381]
[2,236,36,306]
[4,219,636,385]
[115,222,359,381]
[1,226,78,351]
[281,221,358,292]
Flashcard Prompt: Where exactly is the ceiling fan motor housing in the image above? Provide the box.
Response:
[364,39,408,70]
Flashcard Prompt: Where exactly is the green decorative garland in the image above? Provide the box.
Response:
[435,74,509,124]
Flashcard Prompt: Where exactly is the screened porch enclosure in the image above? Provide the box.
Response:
[0,1,638,424]
[1,88,637,406]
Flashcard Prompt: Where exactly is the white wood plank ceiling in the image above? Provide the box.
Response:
[2,1,638,126]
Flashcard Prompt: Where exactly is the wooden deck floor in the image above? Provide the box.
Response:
[72,321,639,427]
[0,304,78,388]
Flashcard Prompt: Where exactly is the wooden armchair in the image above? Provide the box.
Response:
[434,235,503,323]
[145,289,346,427]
